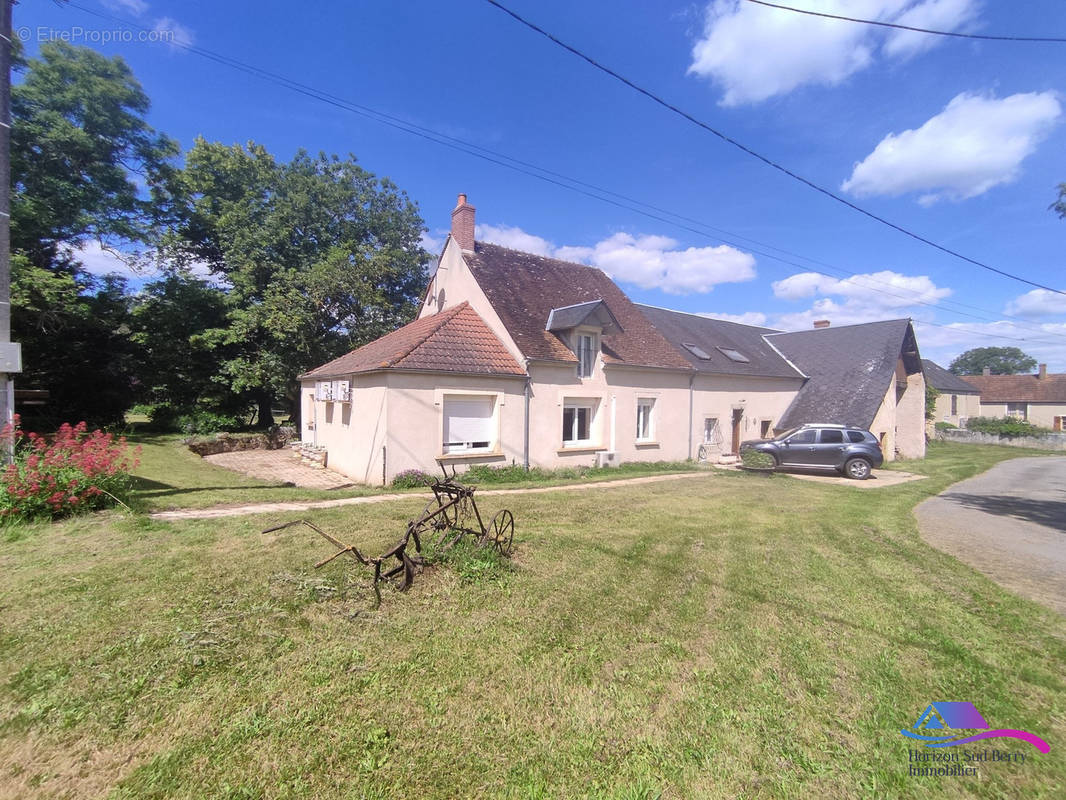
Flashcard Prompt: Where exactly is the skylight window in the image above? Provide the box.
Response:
[716,347,750,363]
[682,342,712,360]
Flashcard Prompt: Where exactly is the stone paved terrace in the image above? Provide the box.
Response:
[203,449,355,490]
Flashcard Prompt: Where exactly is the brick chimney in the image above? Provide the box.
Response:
[982,367,991,376]
[813,319,830,329]
[1038,363,1047,379]
[450,193,476,252]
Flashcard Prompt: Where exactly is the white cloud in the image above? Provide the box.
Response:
[914,320,1066,371]
[688,0,979,105]
[101,0,149,15]
[476,224,554,256]
[1004,288,1066,318]
[883,0,980,58]
[769,269,951,330]
[153,17,195,50]
[477,224,757,294]
[62,240,140,277]
[697,310,769,326]
[842,91,1061,203]
[558,232,757,295]
[420,230,446,253]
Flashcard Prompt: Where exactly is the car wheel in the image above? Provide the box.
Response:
[844,457,871,480]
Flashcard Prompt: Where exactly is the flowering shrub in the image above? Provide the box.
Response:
[390,469,434,489]
[0,416,141,521]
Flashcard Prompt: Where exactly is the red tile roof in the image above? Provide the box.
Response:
[961,372,1066,403]
[301,302,525,379]
[464,242,692,370]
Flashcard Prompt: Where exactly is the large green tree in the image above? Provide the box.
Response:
[949,346,1038,376]
[163,140,430,425]
[11,42,178,424]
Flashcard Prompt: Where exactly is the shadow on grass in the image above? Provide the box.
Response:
[941,493,1066,533]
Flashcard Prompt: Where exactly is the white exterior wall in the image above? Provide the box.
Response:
[524,360,692,470]
[383,371,526,480]
[867,359,926,461]
[691,374,804,455]
[931,392,981,427]
[977,401,1066,429]
[301,374,388,483]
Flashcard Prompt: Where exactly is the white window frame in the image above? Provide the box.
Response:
[562,400,597,446]
[442,394,497,455]
[576,333,598,379]
[1006,402,1028,420]
[636,398,655,442]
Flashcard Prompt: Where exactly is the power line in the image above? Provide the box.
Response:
[482,0,1066,297]
[744,0,1066,44]
[59,2,1066,343]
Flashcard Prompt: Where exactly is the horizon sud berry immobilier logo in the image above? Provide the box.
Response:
[901,701,1049,777]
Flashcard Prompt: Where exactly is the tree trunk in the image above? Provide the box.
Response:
[256,392,274,429]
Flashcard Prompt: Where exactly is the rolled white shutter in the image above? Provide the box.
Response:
[444,396,494,444]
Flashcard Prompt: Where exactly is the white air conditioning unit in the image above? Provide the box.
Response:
[595,452,620,468]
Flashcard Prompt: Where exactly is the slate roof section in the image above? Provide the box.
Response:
[961,372,1066,403]
[464,242,692,370]
[301,301,525,379]
[545,300,622,335]
[769,319,919,429]
[922,359,980,394]
[637,305,805,379]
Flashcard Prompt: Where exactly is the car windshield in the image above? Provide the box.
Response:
[772,427,803,441]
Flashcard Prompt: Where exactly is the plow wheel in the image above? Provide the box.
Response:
[488,509,515,557]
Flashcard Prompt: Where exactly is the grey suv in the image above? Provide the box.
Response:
[739,424,884,480]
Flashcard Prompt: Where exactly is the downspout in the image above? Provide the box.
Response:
[687,373,694,461]
[523,369,531,470]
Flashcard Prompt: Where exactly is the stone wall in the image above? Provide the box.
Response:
[937,429,1066,452]
[187,427,298,457]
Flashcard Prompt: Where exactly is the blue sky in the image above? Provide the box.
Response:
[19,0,1066,369]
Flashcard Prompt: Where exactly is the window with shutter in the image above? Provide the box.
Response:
[443,396,495,453]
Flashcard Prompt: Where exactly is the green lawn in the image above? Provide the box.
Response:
[2,442,1064,798]
[126,433,699,512]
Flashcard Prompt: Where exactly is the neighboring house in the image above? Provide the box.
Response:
[922,359,981,428]
[961,365,1066,430]
[299,195,926,483]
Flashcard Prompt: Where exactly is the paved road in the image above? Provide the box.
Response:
[915,457,1066,615]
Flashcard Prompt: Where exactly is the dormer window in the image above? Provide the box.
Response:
[577,334,597,378]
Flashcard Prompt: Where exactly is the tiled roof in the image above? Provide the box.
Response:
[961,372,1066,403]
[922,359,981,394]
[301,301,525,379]
[769,319,920,429]
[464,242,692,371]
[638,305,804,379]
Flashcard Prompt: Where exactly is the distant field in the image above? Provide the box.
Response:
[1,442,1063,798]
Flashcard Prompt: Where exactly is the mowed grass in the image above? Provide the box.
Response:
[126,433,699,513]
[1,442,1065,798]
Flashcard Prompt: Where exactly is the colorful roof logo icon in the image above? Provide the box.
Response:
[900,701,1049,752]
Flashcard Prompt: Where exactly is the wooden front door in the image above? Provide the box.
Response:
[731,408,743,454]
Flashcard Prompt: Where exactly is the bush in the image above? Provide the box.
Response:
[176,409,242,435]
[934,421,958,431]
[391,469,434,489]
[127,403,156,417]
[965,416,1050,438]
[0,416,141,521]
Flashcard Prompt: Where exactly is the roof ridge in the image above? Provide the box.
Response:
[388,301,469,366]
[635,302,782,333]
[766,317,911,336]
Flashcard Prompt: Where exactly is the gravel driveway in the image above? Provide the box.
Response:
[915,456,1066,615]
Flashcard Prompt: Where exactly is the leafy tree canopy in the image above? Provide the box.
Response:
[162,139,431,424]
[12,41,178,270]
[948,346,1038,376]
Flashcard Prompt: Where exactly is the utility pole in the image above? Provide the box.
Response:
[0,0,20,450]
